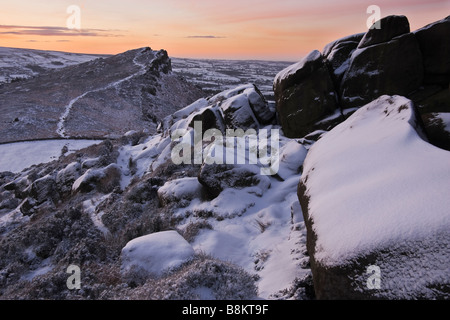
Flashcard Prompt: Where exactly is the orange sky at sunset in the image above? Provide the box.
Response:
[1,0,448,61]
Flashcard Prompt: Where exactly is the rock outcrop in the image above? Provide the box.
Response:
[340,32,423,108]
[160,83,275,199]
[162,84,274,136]
[273,50,339,138]
[323,33,364,89]
[414,16,450,85]
[413,16,450,150]
[274,15,450,150]
[198,163,271,198]
[357,15,410,48]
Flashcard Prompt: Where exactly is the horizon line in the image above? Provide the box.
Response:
[0,44,300,63]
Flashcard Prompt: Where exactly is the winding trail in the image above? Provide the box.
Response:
[56,50,151,138]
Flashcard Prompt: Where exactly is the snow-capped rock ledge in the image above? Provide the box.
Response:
[298,95,450,299]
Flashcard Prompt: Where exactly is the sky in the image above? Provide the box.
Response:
[0,0,448,61]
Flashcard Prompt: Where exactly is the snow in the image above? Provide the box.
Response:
[22,257,54,281]
[301,95,450,266]
[157,177,204,205]
[185,184,309,298]
[71,164,117,192]
[174,170,308,298]
[210,83,255,102]
[0,46,104,84]
[171,58,292,101]
[121,230,195,277]
[0,139,102,173]
[272,140,307,180]
[0,208,30,235]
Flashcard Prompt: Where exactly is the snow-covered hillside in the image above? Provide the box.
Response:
[0,47,105,84]
[0,83,313,300]
[0,47,204,144]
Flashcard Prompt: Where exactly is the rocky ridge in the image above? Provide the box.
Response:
[0,47,204,143]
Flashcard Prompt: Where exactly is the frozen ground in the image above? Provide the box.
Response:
[0,139,102,173]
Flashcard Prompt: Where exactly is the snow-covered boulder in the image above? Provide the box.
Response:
[3,175,30,199]
[323,33,365,58]
[0,191,19,211]
[298,95,450,299]
[273,50,339,138]
[157,177,204,207]
[272,140,307,181]
[72,163,121,194]
[244,84,275,124]
[216,84,264,130]
[121,230,195,278]
[189,107,225,135]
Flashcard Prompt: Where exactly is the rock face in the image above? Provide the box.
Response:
[357,15,410,48]
[323,33,364,89]
[340,32,423,108]
[298,95,450,299]
[273,15,450,151]
[412,16,450,151]
[273,50,339,138]
[198,163,271,198]
[414,16,450,85]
